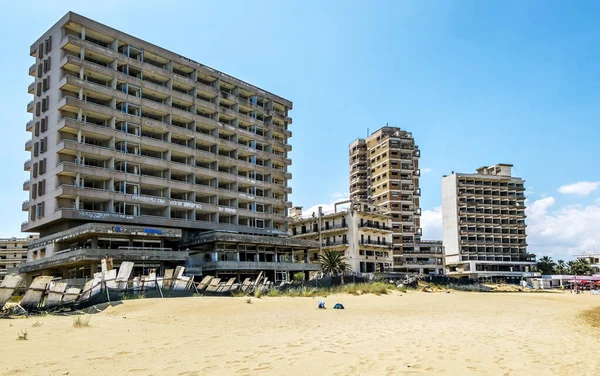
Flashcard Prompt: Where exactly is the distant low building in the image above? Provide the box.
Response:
[0,235,38,281]
[574,252,600,275]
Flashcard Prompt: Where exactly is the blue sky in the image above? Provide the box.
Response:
[1,1,599,260]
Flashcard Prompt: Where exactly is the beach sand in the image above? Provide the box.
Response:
[1,291,598,375]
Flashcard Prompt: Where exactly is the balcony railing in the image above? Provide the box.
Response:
[359,240,392,248]
[321,223,348,231]
[323,240,348,247]
[359,222,390,231]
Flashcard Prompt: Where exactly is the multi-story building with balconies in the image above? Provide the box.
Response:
[0,235,38,281]
[19,12,318,283]
[289,201,394,274]
[441,164,536,279]
[349,126,423,272]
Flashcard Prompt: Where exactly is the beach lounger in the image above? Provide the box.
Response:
[197,276,213,291]
[206,278,221,292]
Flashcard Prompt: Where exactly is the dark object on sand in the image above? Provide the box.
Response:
[333,303,344,309]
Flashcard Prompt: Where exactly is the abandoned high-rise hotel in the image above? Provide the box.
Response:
[20,12,319,282]
[349,127,444,275]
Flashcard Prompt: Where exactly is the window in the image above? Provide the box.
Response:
[39,159,46,174]
[41,97,49,112]
[35,102,40,116]
[41,117,48,132]
[37,64,42,78]
[45,36,52,52]
[30,207,36,221]
[32,162,38,178]
[36,202,44,218]
[42,77,50,92]
[33,143,39,157]
[38,43,44,58]
[37,180,45,196]
[31,183,37,199]
[34,122,40,136]
[43,57,51,73]
[36,82,42,97]
[40,137,47,153]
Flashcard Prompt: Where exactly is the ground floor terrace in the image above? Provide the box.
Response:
[446,260,539,279]
[183,231,320,284]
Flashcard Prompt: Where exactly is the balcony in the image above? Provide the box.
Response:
[25,139,32,151]
[200,261,321,272]
[28,82,36,94]
[359,222,390,231]
[29,63,36,77]
[22,200,30,211]
[27,100,34,113]
[23,180,31,191]
[359,240,392,249]
[321,223,348,232]
[414,188,421,196]
[26,120,34,132]
[322,240,348,248]
[413,169,421,176]
[24,159,32,171]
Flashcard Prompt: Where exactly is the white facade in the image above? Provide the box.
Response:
[441,164,536,279]
[290,201,393,274]
[575,252,600,275]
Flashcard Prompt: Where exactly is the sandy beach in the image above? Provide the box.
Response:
[1,291,598,376]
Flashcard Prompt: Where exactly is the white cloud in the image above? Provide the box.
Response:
[421,206,442,240]
[558,181,600,196]
[526,197,600,260]
[421,167,432,175]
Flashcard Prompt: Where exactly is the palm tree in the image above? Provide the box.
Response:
[568,259,594,276]
[536,256,556,275]
[555,260,569,275]
[319,250,350,276]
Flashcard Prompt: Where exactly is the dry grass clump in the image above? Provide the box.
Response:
[31,320,43,328]
[333,282,394,296]
[17,330,28,340]
[72,314,91,328]
[581,306,600,329]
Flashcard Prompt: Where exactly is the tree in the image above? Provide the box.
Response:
[319,250,350,276]
[536,256,556,275]
[567,259,594,276]
[555,260,569,275]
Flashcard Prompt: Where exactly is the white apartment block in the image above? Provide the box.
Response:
[442,164,536,279]
[575,252,600,275]
[290,201,393,274]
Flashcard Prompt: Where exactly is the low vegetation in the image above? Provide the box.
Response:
[31,320,43,328]
[72,314,91,328]
[234,282,407,299]
[17,330,28,340]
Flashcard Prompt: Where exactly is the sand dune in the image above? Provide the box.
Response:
[1,291,599,375]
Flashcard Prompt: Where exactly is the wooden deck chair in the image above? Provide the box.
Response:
[206,278,221,292]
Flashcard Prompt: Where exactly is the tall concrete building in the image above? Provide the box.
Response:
[20,12,318,282]
[349,126,439,274]
[289,201,394,274]
[441,164,536,279]
[0,235,38,281]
